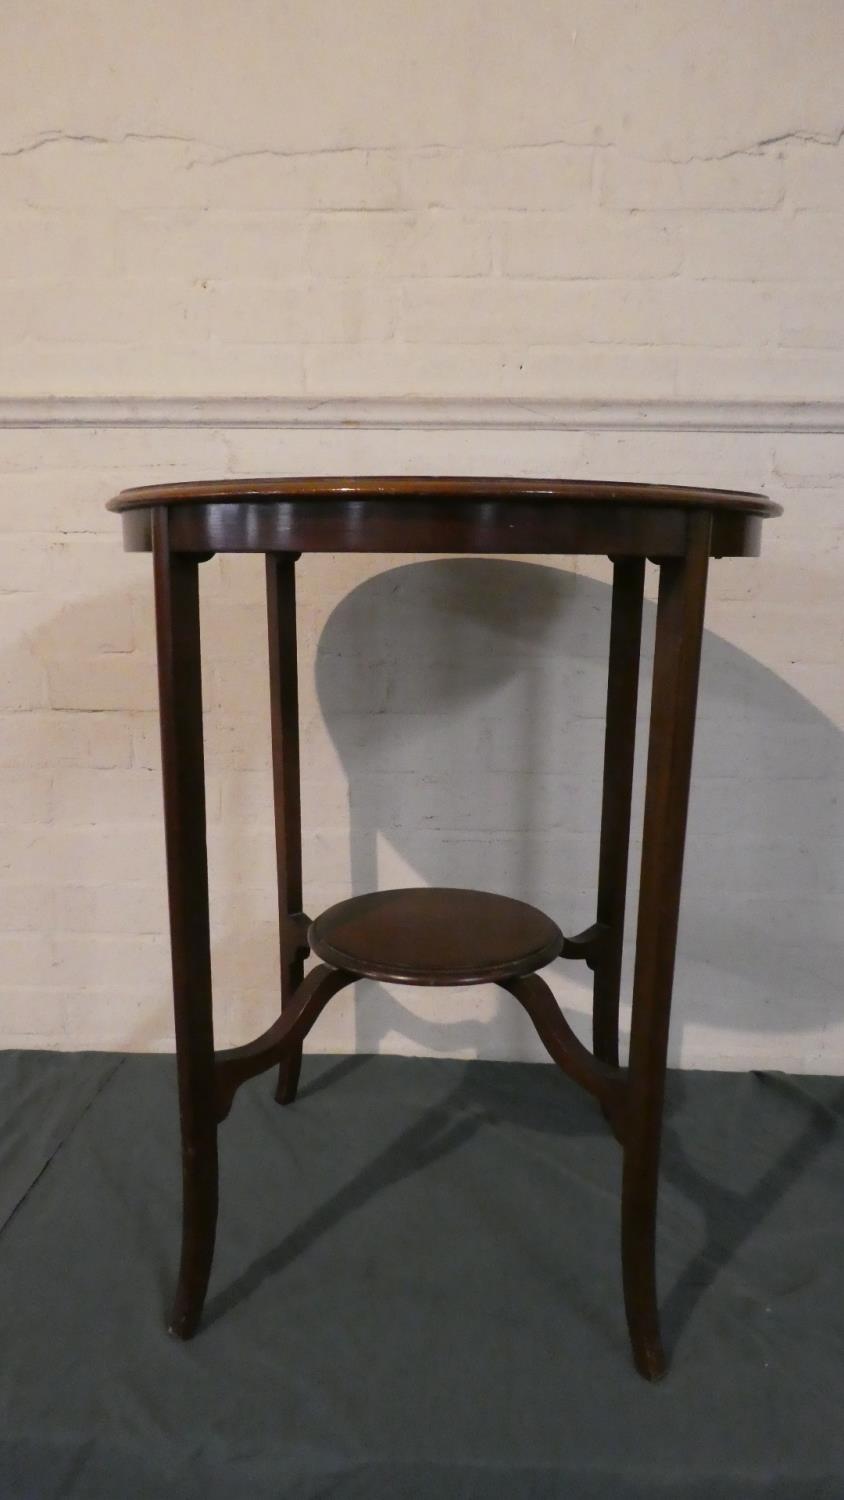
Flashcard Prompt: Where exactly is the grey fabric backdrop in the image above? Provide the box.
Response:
[0,1051,842,1498]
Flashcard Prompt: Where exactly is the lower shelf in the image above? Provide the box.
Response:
[307,886,563,987]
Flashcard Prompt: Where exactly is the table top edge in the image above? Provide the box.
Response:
[106,475,781,519]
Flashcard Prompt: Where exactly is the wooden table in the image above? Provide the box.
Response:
[108,476,780,1379]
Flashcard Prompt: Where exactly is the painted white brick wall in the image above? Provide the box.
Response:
[0,1,842,1069]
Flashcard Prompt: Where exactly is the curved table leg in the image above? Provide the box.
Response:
[593,557,644,1067]
[169,1130,218,1341]
[152,510,219,1341]
[275,978,304,1105]
[215,965,355,1122]
[266,552,307,1107]
[500,973,626,1136]
[622,517,710,1380]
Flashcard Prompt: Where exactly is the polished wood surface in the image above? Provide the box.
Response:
[593,558,645,1069]
[109,475,779,560]
[151,508,218,1340]
[108,474,779,516]
[308,887,563,985]
[266,553,308,1107]
[622,512,712,1380]
[120,498,710,558]
[215,964,355,1124]
[112,471,779,1379]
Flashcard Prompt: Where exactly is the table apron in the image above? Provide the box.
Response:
[121,501,761,557]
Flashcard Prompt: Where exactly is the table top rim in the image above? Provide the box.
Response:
[106,475,781,518]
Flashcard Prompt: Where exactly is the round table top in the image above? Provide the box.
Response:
[106,475,780,518]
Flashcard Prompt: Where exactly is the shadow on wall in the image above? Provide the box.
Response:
[313,558,843,1067]
[21,554,843,1067]
[19,557,844,1359]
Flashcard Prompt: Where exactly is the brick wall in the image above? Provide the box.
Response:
[2,133,843,399]
[1,2,842,1068]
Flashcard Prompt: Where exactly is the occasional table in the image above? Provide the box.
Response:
[108,476,780,1378]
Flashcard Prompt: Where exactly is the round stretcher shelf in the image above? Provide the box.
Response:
[307,887,564,986]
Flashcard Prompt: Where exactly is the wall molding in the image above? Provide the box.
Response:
[1,396,843,433]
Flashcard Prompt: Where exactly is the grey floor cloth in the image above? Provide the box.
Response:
[0,1051,842,1499]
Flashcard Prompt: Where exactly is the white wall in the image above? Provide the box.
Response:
[1,1,842,1070]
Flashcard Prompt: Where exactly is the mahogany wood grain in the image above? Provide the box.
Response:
[108,474,778,515]
[499,972,627,1140]
[622,513,712,1380]
[308,887,563,986]
[112,472,779,1378]
[109,477,779,561]
[151,509,218,1340]
[266,553,308,1106]
[215,965,354,1123]
[593,558,645,1067]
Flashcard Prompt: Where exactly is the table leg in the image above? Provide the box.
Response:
[593,558,645,1067]
[152,510,218,1339]
[622,515,711,1379]
[266,553,306,1106]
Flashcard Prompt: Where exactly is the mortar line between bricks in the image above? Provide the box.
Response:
[1,397,844,432]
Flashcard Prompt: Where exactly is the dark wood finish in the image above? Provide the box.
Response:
[117,500,768,560]
[108,474,778,515]
[560,920,608,967]
[113,474,778,1376]
[215,964,354,1123]
[308,887,563,985]
[593,559,646,1066]
[500,973,626,1138]
[151,509,218,1340]
[266,553,308,1106]
[109,477,779,562]
[621,513,712,1380]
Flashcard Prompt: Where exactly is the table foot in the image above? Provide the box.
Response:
[621,1139,668,1380]
[274,1047,303,1106]
[167,1134,218,1340]
[631,1330,668,1383]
